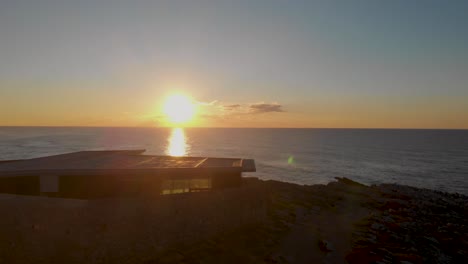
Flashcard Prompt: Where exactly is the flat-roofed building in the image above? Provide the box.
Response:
[0,150,256,199]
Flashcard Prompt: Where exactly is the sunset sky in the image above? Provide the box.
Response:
[1,0,467,128]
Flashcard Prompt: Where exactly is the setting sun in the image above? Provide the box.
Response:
[163,94,196,125]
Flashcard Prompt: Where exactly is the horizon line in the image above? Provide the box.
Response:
[0,125,467,130]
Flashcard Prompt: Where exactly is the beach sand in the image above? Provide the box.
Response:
[0,177,466,263]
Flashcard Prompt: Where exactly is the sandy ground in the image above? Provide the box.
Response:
[1,177,466,263]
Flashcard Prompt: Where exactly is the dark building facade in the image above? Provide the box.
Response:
[0,150,256,199]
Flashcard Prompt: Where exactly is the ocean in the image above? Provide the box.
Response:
[1,127,467,195]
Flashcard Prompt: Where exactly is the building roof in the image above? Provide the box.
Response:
[0,150,256,177]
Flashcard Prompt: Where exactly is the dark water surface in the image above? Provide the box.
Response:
[1,127,467,194]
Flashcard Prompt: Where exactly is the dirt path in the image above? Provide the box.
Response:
[273,181,371,264]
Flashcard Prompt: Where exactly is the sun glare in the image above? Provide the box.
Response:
[163,94,196,124]
[166,128,188,156]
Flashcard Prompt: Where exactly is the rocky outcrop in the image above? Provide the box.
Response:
[349,183,468,264]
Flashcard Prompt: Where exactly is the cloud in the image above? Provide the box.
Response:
[197,100,218,106]
[224,104,241,110]
[199,114,226,120]
[195,100,285,124]
[249,103,284,114]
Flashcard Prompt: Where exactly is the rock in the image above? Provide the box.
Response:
[394,253,423,264]
[310,206,320,213]
[346,248,384,264]
[381,200,407,211]
[423,236,439,245]
[386,222,401,232]
[350,183,468,264]
[334,177,367,187]
[366,234,377,244]
[263,255,279,263]
[381,215,394,223]
[371,223,386,230]
[318,239,334,252]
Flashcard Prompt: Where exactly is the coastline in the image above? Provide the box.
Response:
[0,177,467,263]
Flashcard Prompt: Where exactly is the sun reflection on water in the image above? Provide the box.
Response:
[166,128,189,156]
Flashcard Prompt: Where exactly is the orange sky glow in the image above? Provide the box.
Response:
[1,1,468,129]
